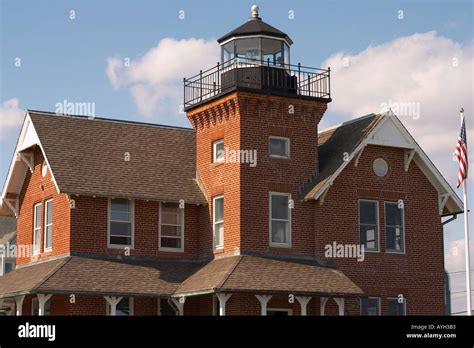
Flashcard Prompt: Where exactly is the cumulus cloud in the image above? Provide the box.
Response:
[322,31,473,183]
[0,98,25,140]
[106,38,219,121]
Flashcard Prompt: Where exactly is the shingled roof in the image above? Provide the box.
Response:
[27,111,206,205]
[174,255,363,297]
[0,256,201,299]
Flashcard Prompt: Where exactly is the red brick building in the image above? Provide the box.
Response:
[0,6,462,316]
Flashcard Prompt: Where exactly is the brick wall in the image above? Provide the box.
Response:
[16,147,71,266]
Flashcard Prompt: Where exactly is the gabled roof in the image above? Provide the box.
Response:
[0,111,207,215]
[217,17,293,45]
[0,256,201,299]
[305,111,463,215]
[174,255,364,297]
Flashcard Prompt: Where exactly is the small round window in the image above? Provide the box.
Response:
[41,160,48,177]
[373,158,388,177]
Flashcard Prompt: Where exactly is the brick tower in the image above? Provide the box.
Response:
[184,5,331,258]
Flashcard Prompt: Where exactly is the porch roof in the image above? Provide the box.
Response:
[0,256,200,299]
[173,255,364,297]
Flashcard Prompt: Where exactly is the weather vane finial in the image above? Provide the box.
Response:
[251,4,259,18]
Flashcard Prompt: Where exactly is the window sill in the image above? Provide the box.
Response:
[269,155,290,160]
[44,248,53,253]
[107,245,134,250]
[385,250,405,255]
[269,244,292,249]
[212,161,225,168]
[159,247,184,253]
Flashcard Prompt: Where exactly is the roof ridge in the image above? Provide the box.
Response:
[27,110,194,132]
[318,113,381,134]
[216,255,244,290]
[33,257,72,291]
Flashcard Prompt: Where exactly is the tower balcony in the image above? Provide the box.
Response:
[183,58,331,110]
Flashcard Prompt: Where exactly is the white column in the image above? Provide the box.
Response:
[37,294,52,316]
[104,296,123,316]
[15,295,25,316]
[216,293,232,316]
[320,297,328,316]
[333,297,345,316]
[171,297,186,316]
[255,295,272,316]
[296,296,311,316]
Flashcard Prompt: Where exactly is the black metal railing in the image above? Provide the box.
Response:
[183,58,331,108]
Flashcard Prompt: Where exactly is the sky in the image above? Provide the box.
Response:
[0,0,473,314]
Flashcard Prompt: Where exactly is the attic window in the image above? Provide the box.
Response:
[41,160,48,177]
[373,158,388,177]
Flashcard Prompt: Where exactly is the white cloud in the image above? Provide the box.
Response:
[322,32,473,183]
[0,98,25,140]
[106,38,220,120]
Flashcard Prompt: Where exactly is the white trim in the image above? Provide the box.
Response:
[387,297,407,316]
[33,202,42,255]
[384,201,405,254]
[439,193,451,215]
[269,192,292,248]
[219,34,291,47]
[159,202,185,252]
[43,198,53,252]
[105,296,133,316]
[213,139,225,163]
[358,199,379,252]
[267,308,293,316]
[269,136,290,159]
[360,297,381,316]
[404,149,416,172]
[107,198,134,249]
[312,112,463,215]
[255,294,272,316]
[213,195,224,249]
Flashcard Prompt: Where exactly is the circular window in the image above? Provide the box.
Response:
[41,160,48,177]
[373,158,388,177]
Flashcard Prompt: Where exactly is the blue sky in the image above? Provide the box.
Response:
[1,0,473,313]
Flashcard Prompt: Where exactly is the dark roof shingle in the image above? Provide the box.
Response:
[29,112,206,205]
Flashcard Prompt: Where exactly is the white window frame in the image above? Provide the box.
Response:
[106,297,134,316]
[269,192,292,248]
[269,136,290,159]
[213,139,225,163]
[31,297,51,316]
[44,199,53,252]
[213,195,224,249]
[358,199,379,252]
[384,201,405,254]
[33,203,42,255]
[159,202,185,252]
[387,297,407,316]
[360,297,381,316]
[107,198,134,249]
[267,308,293,316]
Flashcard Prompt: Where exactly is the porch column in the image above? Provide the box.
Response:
[333,297,345,316]
[15,295,25,316]
[104,296,123,316]
[295,296,311,316]
[216,293,232,316]
[320,297,328,316]
[37,294,52,316]
[255,295,272,316]
[171,297,186,316]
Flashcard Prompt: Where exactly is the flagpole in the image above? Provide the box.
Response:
[461,107,472,316]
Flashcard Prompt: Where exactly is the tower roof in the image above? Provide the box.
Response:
[217,7,293,45]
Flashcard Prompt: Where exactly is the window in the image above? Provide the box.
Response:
[270,193,291,247]
[373,158,388,177]
[385,202,405,252]
[269,137,290,158]
[360,297,380,316]
[108,199,133,247]
[41,160,48,177]
[359,200,379,251]
[32,298,51,316]
[267,308,292,316]
[213,196,224,248]
[159,202,184,251]
[387,298,406,316]
[33,203,42,255]
[4,262,14,274]
[44,199,53,251]
[213,139,224,163]
[107,298,133,316]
